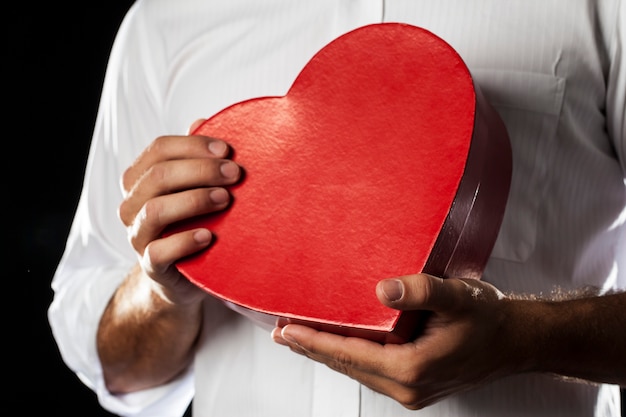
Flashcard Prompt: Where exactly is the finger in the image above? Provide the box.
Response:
[122,135,231,193]
[142,228,213,277]
[127,187,230,253]
[188,118,207,134]
[376,273,471,313]
[275,325,426,408]
[140,229,211,305]
[119,158,240,226]
[276,325,409,384]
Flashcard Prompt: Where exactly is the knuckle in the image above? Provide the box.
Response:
[126,214,145,253]
[126,202,160,251]
[197,159,216,181]
[151,135,171,154]
[140,244,156,275]
[118,200,133,226]
[141,199,163,227]
[183,189,212,213]
[145,164,169,188]
[141,241,166,276]
[328,351,354,375]
[120,166,134,193]
[392,384,426,411]
[396,363,422,388]
[408,274,436,306]
[418,277,434,305]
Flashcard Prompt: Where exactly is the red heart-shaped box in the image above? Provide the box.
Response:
[172,23,511,344]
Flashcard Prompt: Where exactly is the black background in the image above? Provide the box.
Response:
[5,2,624,416]
[7,2,134,416]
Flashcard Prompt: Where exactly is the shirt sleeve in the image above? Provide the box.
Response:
[47,2,194,415]
[606,0,625,170]
[605,1,626,290]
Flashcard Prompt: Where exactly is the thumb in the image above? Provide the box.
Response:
[376,273,466,312]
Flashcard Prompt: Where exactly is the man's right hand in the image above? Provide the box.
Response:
[118,130,242,305]
[97,125,242,394]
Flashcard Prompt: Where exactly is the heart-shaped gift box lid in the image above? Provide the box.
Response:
[170,23,512,344]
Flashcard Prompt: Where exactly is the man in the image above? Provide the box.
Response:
[49,0,625,416]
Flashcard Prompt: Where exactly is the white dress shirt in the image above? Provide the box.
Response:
[49,0,626,416]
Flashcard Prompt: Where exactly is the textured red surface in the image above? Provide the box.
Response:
[171,23,511,343]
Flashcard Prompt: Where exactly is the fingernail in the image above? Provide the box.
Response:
[280,328,306,355]
[381,279,404,302]
[209,188,229,204]
[220,161,240,179]
[271,328,289,346]
[193,229,212,244]
[208,140,227,156]
[281,328,298,345]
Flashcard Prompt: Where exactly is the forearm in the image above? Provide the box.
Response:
[504,290,626,386]
[97,264,204,394]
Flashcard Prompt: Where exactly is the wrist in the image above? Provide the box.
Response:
[140,269,207,309]
[501,292,626,385]
[499,298,553,375]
